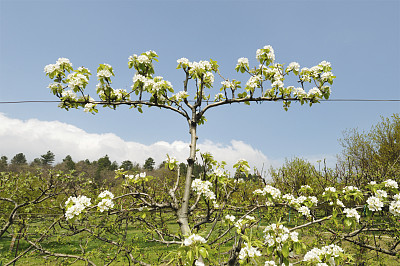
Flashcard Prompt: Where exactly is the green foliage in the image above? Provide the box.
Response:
[10,153,27,165]
[143,157,155,171]
[338,113,400,185]
[40,150,55,166]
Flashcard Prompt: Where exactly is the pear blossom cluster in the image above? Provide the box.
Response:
[234,215,256,230]
[342,186,360,193]
[97,190,115,212]
[183,234,206,246]
[131,74,173,97]
[366,196,384,211]
[297,206,311,218]
[44,58,72,75]
[67,73,89,89]
[64,195,92,220]
[236,57,249,68]
[176,57,190,67]
[61,90,78,100]
[127,172,147,183]
[225,214,236,223]
[329,199,345,208]
[129,51,157,66]
[384,179,398,189]
[191,179,217,205]
[253,185,281,200]
[214,93,224,102]
[238,242,262,261]
[303,244,344,264]
[343,208,360,223]
[389,198,400,216]
[286,62,300,73]
[263,223,298,249]
[246,75,263,91]
[292,87,307,97]
[221,80,234,88]
[172,91,188,101]
[256,45,275,64]
[307,87,322,98]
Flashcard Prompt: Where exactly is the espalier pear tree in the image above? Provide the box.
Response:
[44,45,335,236]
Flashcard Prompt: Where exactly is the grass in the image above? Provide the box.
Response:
[2,211,400,265]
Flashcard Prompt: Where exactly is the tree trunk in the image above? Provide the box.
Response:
[177,117,198,236]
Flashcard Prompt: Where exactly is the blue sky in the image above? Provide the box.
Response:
[0,0,399,173]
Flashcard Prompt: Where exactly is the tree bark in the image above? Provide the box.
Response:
[177,114,198,236]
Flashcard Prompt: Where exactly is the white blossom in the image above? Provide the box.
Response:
[309,196,318,205]
[173,91,188,100]
[97,198,114,212]
[84,103,95,112]
[308,87,322,98]
[336,199,345,208]
[253,185,281,200]
[64,195,91,220]
[132,73,147,84]
[177,57,190,65]
[237,57,249,67]
[384,179,398,189]
[375,189,388,199]
[183,234,206,246]
[293,87,306,97]
[67,73,88,88]
[194,260,205,266]
[225,214,236,222]
[389,200,400,216]
[61,90,77,100]
[98,190,114,199]
[44,63,60,74]
[286,62,300,72]
[137,54,151,64]
[343,208,360,223]
[239,242,261,261]
[97,69,112,78]
[303,244,343,264]
[189,60,212,72]
[56,57,71,66]
[367,196,384,211]
[221,80,234,88]
[343,186,360,193]
[256,45,275,63]
[191,179,216,202]
[319,61,331,68]
[246,75,263,89]
[297,206,311,217]
[271,80,284,88]
[320,72,333,82]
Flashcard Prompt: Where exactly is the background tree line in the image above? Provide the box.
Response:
[1,113,399,188]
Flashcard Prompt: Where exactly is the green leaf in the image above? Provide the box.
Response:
[282,243,289,258]
[199,247,208,258]
[187,250,193,262]
[344,218,352,227]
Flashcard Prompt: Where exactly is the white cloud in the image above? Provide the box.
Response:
[0,113,272,173]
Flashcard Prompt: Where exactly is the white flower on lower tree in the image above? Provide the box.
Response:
[367,196,384,211]
[239,242,261,261]
[64,195,91,220]
[389,200,400,216]
[384,179,398,189]
[297,206,311,217]
[183,234,206,246]
[98,190,114,200]
[97,198,114,212]
[343,208,360,223]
